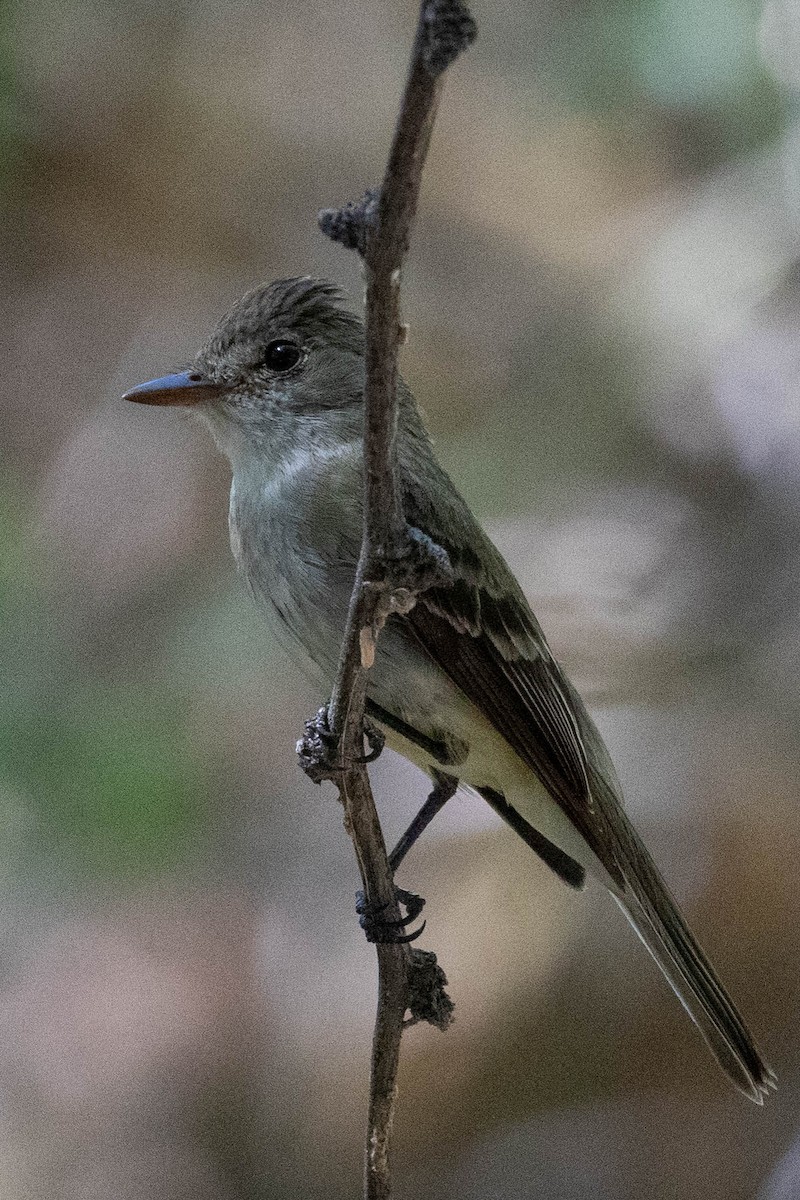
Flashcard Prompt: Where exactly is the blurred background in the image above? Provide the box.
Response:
[3,0,800,1195]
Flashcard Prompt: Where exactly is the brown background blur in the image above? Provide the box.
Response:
[4,0,800,1196]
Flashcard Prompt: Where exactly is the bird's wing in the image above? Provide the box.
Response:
[405,600,623,874]
[398,460,775,1101]
[407,556,623,888]
[398,456,625,886]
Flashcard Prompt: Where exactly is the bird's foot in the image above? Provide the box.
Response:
[355,886,426,944]
[297,707,386,781]
[296,705,338,783]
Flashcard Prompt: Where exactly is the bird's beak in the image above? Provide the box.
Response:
[123,370,223,407]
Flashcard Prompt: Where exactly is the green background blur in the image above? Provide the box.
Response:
[4,0,800,1196]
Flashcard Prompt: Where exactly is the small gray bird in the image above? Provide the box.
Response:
[125,277,775,1102]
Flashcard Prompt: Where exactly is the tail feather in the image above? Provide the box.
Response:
[601,786,776,1102]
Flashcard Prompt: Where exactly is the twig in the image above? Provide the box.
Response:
[299,2,476,1197]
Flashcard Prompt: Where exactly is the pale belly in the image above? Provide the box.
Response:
[369,633,609,881]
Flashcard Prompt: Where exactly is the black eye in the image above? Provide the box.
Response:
[264,339,302,372]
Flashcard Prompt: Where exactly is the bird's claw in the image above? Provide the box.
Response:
[355,886,426,944]
[355,718,385,765]
[298,708,386,780]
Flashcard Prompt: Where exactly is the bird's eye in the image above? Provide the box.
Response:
[264,340,302,372]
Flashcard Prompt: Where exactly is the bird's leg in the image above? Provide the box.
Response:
[388,770,459,872]
[354,773,458,943]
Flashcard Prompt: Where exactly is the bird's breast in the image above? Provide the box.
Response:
[228,472,357,682]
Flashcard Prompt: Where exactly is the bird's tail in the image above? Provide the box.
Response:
[602,786,776,1103]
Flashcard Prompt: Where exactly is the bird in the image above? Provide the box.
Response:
[124,275,775,1103]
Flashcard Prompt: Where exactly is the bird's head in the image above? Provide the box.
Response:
[124,277,366,463]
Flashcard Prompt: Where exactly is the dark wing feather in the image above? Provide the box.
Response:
[397,445,622,883]
[405,592,624,888]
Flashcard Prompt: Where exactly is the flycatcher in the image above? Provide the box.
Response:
[125,277,775,1102]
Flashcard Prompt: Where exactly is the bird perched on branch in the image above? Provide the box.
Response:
[125,276,775,1103]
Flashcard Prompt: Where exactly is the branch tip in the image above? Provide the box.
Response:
[422,0,477,76]
[318,188,380,255]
